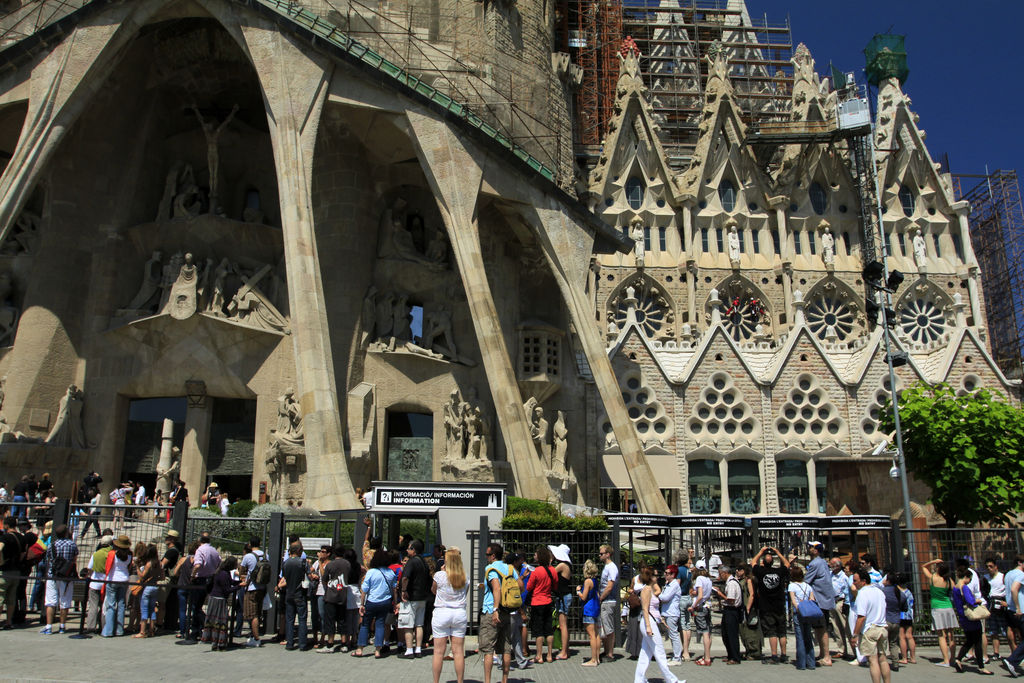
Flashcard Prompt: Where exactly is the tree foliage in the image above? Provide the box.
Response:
[880,382,1024,527]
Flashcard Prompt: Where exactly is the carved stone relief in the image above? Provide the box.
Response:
[116,249,289,333]
[265,388,305,501]
[440,388,496,482]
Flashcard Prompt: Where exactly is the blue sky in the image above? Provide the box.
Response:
[780,1,1022,185]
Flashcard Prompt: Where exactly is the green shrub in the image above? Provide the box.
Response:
[500,510,608,531]
[229,499,257,518]
[507,497,558,517]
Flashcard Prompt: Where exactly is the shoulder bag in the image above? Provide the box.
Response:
[964,587,991,621]
[795,583,823,620]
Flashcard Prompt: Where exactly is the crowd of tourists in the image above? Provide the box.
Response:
[2,512,1024,683]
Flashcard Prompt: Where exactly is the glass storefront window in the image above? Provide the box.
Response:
[689,459,721,514]
[728,460,760,514]
[816,461,828,514]
[777,459,809,514]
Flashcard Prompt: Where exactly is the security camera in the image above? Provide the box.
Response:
[889,465,900,479]
[872,440,889,457]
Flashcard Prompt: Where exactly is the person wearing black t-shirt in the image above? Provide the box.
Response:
[752,546,791,664]
[0,516,23,628]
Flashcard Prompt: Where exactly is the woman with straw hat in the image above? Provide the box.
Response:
[101,535,132,637]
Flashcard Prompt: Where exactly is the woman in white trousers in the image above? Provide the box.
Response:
[634,566,682,683]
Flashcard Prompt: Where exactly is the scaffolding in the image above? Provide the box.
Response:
[560,0,793,166]
[954,170,1024,381]
[0,0,85,47]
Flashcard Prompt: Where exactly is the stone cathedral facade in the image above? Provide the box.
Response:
[0,0,1011,516]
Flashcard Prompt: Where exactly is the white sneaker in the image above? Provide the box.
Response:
[934,662,951,667]
[667,659,681,667]
[39,625,51,635]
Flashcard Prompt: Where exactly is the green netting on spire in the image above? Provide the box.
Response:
[864,34,909,86]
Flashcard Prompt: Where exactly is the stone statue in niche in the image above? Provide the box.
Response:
[443,388,466,459]
[360,285,377,348]
[166,252,199,320]
[364,289,476,365]
[190,103,239,216]
[551,410,568,476]
[0,272,20,346]
[206,257,232,316]
[226,264,289,333]
[727,219,741,265]
[124,250,164,313]
[913,227,928,271]
[0,209,39,255]
[265,388,305,500]
[159,252,184,310]
[157,163,198,221]
[467,405,489,460]
[523,396,550,465]
[629,216,645,269]
[44,384,88,449]
[379,198,448,269]
[820,220,835,269]
[421,302,458,360]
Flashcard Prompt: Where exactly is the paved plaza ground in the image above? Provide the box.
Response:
[0,625,1006,683]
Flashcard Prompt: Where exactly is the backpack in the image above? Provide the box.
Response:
[497,566,522,609]
[252,552,272,588]
[48,544,76,579]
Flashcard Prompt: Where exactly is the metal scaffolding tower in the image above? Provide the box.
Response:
[955,170,1024,381]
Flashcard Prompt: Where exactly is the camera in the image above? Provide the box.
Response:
[889,465,899,479]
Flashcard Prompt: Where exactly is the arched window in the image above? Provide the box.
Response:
[751,229,760,253]
[728,460,760,514]
[932,233,942,258]
[776,459,809,514]
[771,229,781,255]
[688,459,721,515]
[807,230,816,255]
[701,227,710,252]
[719,179,737,212]
[898,185,915,216]
[841,232,851,255]
[809,182,827,215]
[626,177,645,210]
[897,231,907,257]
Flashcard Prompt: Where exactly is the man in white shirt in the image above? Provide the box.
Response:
[134,483,146,506]
[852,568,890,683]
[986,558,1008,659]
[597,544,619,661]
[715,565,743,664]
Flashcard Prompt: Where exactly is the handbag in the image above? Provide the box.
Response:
[627,589,641,610]
[795,584,823,620]
[964,587,991,621]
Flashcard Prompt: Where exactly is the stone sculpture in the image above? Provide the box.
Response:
[551,410,568,476]
[820,220,835,269]
[630,216,645,269]
[226,264,289,333]
[523,396,550,465]
[727,219,741,265]
[913,227,927,271]
[443,388,491,461]
[159,252,184,310]
[392,294,411,344]
[0,209,39,255]
[380,198,448,269]
[44,384,88,449]
[421,302,458,360]
[206,257,232,316]
[166,252,199,320]
[265,388,305,500]
[190,103,239,215]
[467,405,489,460]
[125,250,164,312]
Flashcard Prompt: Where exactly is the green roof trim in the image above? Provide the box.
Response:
[257,0,556,181]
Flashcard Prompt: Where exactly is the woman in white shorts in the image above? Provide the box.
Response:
[431,547,468,683]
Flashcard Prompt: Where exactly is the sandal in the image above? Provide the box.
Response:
[697,658,712,666]
[954,660,965,674]
[534,658,543,665]
[582,660,598,667]
[980,670,995,676]
[556,654,569,660]
[131,633,146,639]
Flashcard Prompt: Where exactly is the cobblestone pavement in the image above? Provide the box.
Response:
[0,623,1003,683]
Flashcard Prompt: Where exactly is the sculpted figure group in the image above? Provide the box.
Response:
[442,389,490,461]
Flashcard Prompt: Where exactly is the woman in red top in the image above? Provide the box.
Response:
[526,545,555,664]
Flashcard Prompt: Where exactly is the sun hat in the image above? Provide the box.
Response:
[165,530,180,538]
[113,534,131,549]
[548,544,571,564]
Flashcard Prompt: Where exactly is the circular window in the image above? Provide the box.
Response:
[654,422,667,434]
[792,393,804,405]
[741,421,754,434]
[698,407,710,419]
[645,407,657,419]
[818,407,830,419]
[799,378,811,391]
[778,422,789,434]
[627,377,640,390]
[713,377,726,390]
[811,422,823,434]
[707,422,720,434]
[801,407,814,420]
[808,392,821,405]
[636,392,648,404]
[715,407,728,419]
[785,408,797,420]
[794,423,806,434]
[899,298,945,343]
[806,296,857,341]
[628,407,641,419]
[690,421,702,434]
[724,422,736,434]
[706,391,719,404]
[637,422,649,433]
[723,392,735,405]
[827,421,840,434]
[732,407,744,419]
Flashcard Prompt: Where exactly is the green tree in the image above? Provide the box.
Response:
[880,382,1024,527]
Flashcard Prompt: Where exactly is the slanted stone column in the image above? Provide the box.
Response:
[180,400,213,499]
[405,112,548,500]
[525,203,670,514]
[232,15,358,509]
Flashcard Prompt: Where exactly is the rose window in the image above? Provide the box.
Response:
[723,295,766,341]
[612,283,671,338]
[806,297,856,341]
[899,298,945,343]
